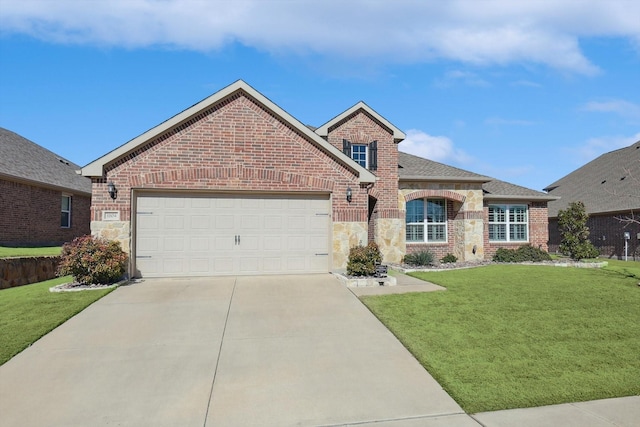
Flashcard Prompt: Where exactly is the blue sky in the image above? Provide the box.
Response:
[1,1,639,192]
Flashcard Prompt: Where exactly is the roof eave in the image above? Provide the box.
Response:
[400,175,491,183]
[0,172,92,196]
[483,194,560,202]
[81,80,376,184]
[315,101,406,142]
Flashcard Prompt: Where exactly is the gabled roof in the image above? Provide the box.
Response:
[399,151,557,201]
[545,140,640,217]
[315,101,406,143]
[82,80,376,184]
[0,127,91,195]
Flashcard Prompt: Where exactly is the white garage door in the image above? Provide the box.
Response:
[134,192,330,277]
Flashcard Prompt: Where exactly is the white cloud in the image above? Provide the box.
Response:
[510,80,543,88]
[2,0,640,74]
[582,100,640,121]
[399,129,472,164]
[572,132,640,163]
[435,70,490,87]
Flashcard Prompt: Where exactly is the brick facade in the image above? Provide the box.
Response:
[483,201,550,258]
[84,81,554,273]
[325,110,399,216]
[0,179,91,246]
[548,214,640,260]
[90,92,367,268]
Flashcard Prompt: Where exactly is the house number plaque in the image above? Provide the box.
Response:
[102,211,120,221]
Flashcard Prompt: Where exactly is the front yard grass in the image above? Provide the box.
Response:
[361,263,640,413]
[0,246,62,257]
[0,276,115,365]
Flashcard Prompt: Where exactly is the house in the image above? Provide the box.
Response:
[81,80,554,277]
[545,140,640,259]
[0,128,92,247]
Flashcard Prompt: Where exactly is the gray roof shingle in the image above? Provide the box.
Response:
[544,140,640,217]
[0,127,92,195]
[398,151,489,181]
[399,151,555,200]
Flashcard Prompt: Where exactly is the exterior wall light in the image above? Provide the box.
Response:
[346,187,352,203]
[107,182,118,200]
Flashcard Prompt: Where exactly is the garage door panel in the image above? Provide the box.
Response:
[137,215,158,230]
[165,198,186,208]
[239,257,260,273]
[263,236,282,251]
[190,216,210,229]
[287,236,306,251]
[137,237,159,252]
[264,216,282,229]
[190,237,210,251]
[262,257,282,272]
[309,255,329,271]
[135,193,330,277]
[190,259,209,273]
[214,258,234,274]
[164,216,185,230]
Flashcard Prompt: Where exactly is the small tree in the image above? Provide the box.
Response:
[557,201,599,260]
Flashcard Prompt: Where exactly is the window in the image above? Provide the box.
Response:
[406,198,447,242]
[351,144,367,168]
[488,204,528,242]
[342,139,377,170]
[61,195,71,228]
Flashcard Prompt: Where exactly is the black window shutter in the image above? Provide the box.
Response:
[369,140,378,171]
[343,139,351,156]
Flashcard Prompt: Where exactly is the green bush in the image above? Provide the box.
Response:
[441,253,458,263]
[403,250,434,266]
[492,244,552,263]
[57,235,128,285]
[346,242,382,276]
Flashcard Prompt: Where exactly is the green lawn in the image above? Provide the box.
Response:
[0,276,115,365]
[0,246,62,258]
[361,262,640,413]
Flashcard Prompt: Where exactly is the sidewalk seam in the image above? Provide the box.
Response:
[202,277,237,427]
[318,411,470,426]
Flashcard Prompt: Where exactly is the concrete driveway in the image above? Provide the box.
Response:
[0,275,474,427]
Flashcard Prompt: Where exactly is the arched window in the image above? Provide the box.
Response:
[406,198,447,242]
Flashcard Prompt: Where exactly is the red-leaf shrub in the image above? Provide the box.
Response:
[347,242,382,276]
[57,235,128,285]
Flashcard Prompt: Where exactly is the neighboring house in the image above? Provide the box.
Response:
[0,128,92,246]
[545,140,640,259]
[81,80,555,277]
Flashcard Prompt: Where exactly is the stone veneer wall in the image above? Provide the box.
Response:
[375,217,405,263]
[0,256,60,289]
[333,221,368,269]
[399,184,485,261]
[91,221,130,254]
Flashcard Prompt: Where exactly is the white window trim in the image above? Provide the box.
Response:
[351,144,368,169]
[61,194,71,228]
[488,204,529,242]
[406,198,448,243]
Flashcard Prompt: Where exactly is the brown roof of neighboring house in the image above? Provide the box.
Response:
[0,127,92,195]
[399,151,556,201]
[544,140,640,218]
